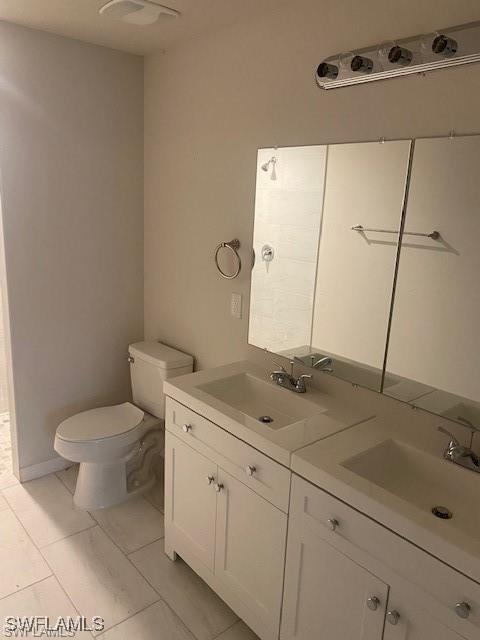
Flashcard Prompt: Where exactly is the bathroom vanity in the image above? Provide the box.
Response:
[164,362,480,640]
[164,132,480,640]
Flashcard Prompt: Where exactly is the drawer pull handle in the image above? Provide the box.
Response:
[182,424,192,433]
[206,475,215,485]
[386,611,400,626]
[214,483,224,493]
[367,596,380,611]
[246,465,256,477]
[455,602,471,619]
[327,518,339,531]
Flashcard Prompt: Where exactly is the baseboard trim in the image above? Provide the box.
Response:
[19,456,70,482]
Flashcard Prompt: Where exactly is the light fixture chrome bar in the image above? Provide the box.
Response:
[316,21,480,90]
[352,225,440,240]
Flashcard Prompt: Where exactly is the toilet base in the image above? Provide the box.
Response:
[74,458,156,510]
[74,461,127,510]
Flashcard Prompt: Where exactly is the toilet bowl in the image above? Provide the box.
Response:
[54,342,193,510]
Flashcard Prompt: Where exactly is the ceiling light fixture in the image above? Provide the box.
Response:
[99,0,179,26]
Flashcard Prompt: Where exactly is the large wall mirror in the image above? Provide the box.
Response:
[248,134,480,431]
[385,135,480,430]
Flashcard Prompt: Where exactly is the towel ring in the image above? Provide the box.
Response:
[215,239,241,279]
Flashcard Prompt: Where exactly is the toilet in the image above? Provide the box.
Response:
[54,341,193,510]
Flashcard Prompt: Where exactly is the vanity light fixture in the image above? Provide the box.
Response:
[316,20,480,89]
[317,61,339,80]
[388,45,413,67]
[99,0,179,26]
[351,55,374,74]
[432,34,458,57]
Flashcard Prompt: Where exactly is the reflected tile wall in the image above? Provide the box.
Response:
[249,145,326,353]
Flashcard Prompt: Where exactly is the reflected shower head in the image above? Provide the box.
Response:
[261,156,276,171]
[261,157,277,179]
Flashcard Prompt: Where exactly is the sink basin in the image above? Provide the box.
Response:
[197,372,325,430]
[343,439,480,540]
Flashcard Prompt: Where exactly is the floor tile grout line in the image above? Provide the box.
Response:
[103,527,212,640]
[4,471,166,634]
[4,495,96,638]
[40,522,160,637]
[212,619,241,639]
[92,510,221,640]
[83,519,171,635]
[0,575,54,603]
[126,543,238,640]
[2,471,233,640]
[120,533,166,556]
[55,469,75,495]
[36,521,98,551]
[93,599,175,638]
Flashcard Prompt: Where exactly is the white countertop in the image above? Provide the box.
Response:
[292,418,480,584]
[164,360,373,466]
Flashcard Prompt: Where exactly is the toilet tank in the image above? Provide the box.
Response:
[128,342,193,418]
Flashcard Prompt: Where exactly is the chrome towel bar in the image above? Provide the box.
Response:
[351,224,440,240]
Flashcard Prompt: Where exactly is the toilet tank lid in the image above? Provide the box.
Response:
[129,341,193,370]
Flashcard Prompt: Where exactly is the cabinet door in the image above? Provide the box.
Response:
[215,468,287,640]
[281,512,388,640]
[164,432,217,571]
[383,586,465,640]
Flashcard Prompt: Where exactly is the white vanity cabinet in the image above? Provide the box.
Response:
[281,514,388,639]
[281,475,480,640]
[164,398,289,640]
[164,434,217,570]
[383,584,465,640]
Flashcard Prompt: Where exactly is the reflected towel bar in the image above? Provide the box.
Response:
[351,225,440,240]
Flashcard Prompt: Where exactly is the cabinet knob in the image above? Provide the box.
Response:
[367,596,380,611]
[182,424,192,433]
[215,483,224,493]
[386,611,400,626]
[455,602,471,619]
[327,518,339,531]
[246,465,256,477]
[206,475,215,485]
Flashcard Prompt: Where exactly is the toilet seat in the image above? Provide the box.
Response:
[56,402,144,443]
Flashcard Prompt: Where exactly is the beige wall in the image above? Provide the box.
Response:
[0,23,144,472]
[144,0,480,375]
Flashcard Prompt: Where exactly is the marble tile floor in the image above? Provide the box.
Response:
[0,464,259,640]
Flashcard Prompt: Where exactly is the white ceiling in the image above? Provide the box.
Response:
[0,0,282,55]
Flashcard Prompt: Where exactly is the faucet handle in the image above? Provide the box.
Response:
[437,426,460,448]
[272,361,287,374]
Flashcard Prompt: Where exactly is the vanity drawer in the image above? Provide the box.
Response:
[291,475,480,639]
[166,397,291,512]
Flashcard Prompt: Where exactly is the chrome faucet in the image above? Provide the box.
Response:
[270,360,312,394]
[312,356,333,372]
[437,426,480,473]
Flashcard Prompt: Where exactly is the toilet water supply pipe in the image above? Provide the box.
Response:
[127,427,164,493]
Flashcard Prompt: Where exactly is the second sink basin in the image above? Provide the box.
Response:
[343,438,480,541]
[198,372,325,430]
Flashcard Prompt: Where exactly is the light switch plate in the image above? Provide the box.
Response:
[231,293,242,319]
